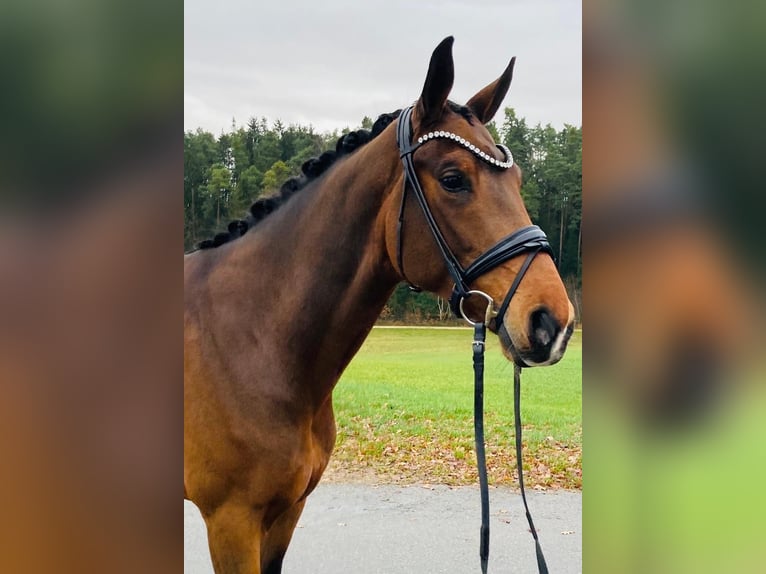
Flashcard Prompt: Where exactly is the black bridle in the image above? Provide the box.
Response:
[396,104,552,573]
[395,105,553,332]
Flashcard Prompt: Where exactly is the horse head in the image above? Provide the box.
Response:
[386,37,575,366]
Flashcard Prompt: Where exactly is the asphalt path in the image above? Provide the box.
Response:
[185,483,581,573]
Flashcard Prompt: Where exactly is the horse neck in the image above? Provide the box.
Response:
[236,129,402,400]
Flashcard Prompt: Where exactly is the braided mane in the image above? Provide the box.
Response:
[195,110,402,250]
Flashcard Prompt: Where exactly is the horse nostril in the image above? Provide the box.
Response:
[530,308,559,349]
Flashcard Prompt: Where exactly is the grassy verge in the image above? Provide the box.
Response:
[325,327,582,489]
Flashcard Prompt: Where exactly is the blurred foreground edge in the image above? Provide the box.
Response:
[584,0,765,572]
[0,0,183,572]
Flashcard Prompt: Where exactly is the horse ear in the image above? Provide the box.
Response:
[467,57,516,124]
[417,36,455,126]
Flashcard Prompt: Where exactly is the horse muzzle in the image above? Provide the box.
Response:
[497,305,575,367]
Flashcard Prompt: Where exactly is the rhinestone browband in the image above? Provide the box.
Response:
[416,131,514,169]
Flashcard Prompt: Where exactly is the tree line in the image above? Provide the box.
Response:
[184,108,581,322]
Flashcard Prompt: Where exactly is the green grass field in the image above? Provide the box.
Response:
[327,327,582,489]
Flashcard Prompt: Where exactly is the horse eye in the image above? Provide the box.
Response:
[439,173,468,193]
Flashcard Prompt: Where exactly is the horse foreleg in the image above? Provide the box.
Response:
[204,498,264,574]
[260,499,306,574]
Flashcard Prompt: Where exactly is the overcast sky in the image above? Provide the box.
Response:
[185,0,581,135]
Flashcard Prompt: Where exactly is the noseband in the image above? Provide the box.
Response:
[395,105,553,338]
[396,105,552,573]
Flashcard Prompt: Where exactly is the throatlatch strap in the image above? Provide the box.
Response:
[395,172,421,292]
[473,322,490,573]
[515,364,549,574]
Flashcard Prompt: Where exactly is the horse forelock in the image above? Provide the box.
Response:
[446,101,475,125]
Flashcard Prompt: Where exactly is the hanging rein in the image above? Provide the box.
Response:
[396,105,552,574]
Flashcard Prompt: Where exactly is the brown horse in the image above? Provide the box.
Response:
[184,37,575,574]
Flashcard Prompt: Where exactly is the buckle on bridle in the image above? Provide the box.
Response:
[458,290,497,326]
